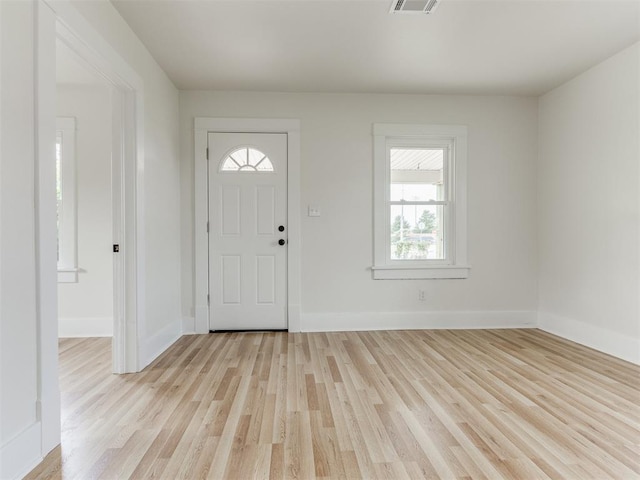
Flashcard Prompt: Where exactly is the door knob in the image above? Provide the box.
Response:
[278,239,286,246]
[278,225,285,232]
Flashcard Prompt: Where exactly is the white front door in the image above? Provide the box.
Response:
[208,132,288,330]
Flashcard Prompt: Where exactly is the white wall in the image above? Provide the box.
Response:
[538,42,640,364]
[57,85,113,337]
[180,92,539,330]
[1,0,182,477]
[0,1,42,477]
[68,0,182,353]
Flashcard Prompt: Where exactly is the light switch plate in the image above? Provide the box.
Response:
[308,205,321,217]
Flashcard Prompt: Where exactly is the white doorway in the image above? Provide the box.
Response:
[37,4,145,378]
[52,30,137,374]
[56,41,114,339]
[193,118,301,334]
[208,132,288,330]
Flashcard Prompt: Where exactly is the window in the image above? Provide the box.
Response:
[372,124,469,279]
[220,147,274,172]
[56,117,78,283]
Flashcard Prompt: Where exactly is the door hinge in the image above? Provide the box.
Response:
[113,244,120,253]
[206,147,209,160]
[206,221,209,233]
[207,294,210,306]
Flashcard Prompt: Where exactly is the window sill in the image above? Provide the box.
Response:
[371,265,470,280]
[58,267,79,283]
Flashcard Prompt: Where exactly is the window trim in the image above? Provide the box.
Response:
[373,123,470,279]
[56,117,78,283]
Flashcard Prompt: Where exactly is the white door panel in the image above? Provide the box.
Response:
[208,132,287,330]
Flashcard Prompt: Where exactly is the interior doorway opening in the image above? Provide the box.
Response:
[50,13,145,375]
[55,40,115,343]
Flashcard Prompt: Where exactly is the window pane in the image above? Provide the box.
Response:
[390,204,444,260]
[221,158,240,171]
[248,148,265,166]
[390,148,444,201]
[255,157,274,171]
[230,148,247,166]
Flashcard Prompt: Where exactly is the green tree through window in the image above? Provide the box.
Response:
[391,215,412,258]
[413,209,436,234]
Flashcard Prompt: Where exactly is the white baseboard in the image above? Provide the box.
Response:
[38,391,61,457]
[538,311,640,365]
[194,305,209,334]
[0,422,42,480]
[58,317,112,337]
[182,316,196,334]
[139,318,182,370]
[300,310,536,333]
[288,304,302,332]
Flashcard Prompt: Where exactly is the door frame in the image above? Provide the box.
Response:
[194,118,301,333]
[37,0,145,388]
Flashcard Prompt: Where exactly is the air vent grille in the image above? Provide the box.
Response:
[390,0,441,14]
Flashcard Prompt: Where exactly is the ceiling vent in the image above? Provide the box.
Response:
[390,0,441,14]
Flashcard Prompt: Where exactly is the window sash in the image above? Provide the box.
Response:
[389,143,450,202]
[386,204,450,265]
[385,141,452,265]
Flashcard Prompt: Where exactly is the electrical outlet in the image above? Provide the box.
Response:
[418,289,426,301]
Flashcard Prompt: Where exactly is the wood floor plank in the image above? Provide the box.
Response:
[26,329,640,479]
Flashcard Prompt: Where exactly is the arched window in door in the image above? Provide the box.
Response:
[220,147,274,172]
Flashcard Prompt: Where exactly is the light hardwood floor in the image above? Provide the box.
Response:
[26,329,639,479]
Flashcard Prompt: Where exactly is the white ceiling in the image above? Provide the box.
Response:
[111,0,640,96]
